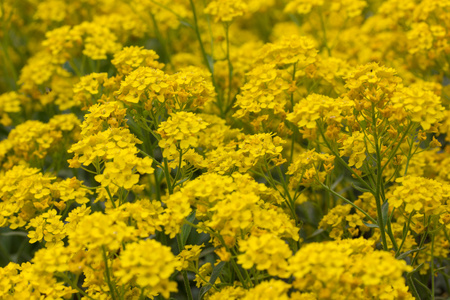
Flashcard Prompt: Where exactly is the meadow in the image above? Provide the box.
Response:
[0,0,449,299]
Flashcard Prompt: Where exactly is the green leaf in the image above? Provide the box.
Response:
[306,229,325,240]
[408,262,425,276]
[359,120,367,130]
[331,173,345,190]
[199,261,225,300]
[179,20,193,28]
[206,55,214,73]
[413,277,431,294]
[181,211,196,247]
[351,183,371,194]
[363,221,379,228]
[381,201,389,228]
[397,246,427,260]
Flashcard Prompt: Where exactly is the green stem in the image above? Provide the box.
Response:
[431,233,435,300]
[395,212,413,257]
[274,164,297,222]
[69,59,83,77]
[407,275,421,300]
[318,9,331,56]
[215,235,250,288]
[105,186,117,208]
[371,103,388,251]
[137,149,163,168]
[0,7,18,90]
[317,124,374,193]
[150,12,171,64]
[173,149,184,183]
[0,41,17,89]
[194,270,220,291]
[380,122,413,174]
[57,273,95,300]
[153,171,162,201]
[411,217,431,266]
[188,0,223,116]
[188,0,214,78]
[163,158,173,194]
[176,235,193,300]
[102,246,118,300]
[224,22,233,114]
[318,181,377,224]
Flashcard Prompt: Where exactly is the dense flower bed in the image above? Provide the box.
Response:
[0,0,450,299]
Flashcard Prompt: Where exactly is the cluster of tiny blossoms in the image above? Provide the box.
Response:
[1,0,450,299]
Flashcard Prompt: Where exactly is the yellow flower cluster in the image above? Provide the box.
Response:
[168,173,299,246]
[0,92,22,126]
[238,233,292,278]
[286,149,335,188]
[288,239,413,299]
[243,279,291,300]
[0,165,90,230]
[115,239,181,298]
[117,66,169,104]
[284,0,325,15]
[256,35,317,68]
[0,114,80,169]
[27,209,65,246]
[339,131,376,169]
[68,102,153,196]
[117,66,215,110]
[112,46,165,75]
[235,133,286,172]
[157,111,209,161]
[287,94,352,130]
[0,261,74,299]
[2,0,450,298]
[234,64,290,119]
[204,0,248,23]
[390,176,450,215]
[391,85,445,130]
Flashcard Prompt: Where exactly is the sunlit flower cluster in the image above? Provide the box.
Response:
[1,0,449,299]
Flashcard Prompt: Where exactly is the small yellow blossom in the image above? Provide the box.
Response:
[238,233,292,278]
[115,239,181,299]
[204,0,248,23]
[390,176,450,215]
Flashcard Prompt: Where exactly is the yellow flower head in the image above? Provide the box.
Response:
[115,239,181,299]
[204,0,248,23]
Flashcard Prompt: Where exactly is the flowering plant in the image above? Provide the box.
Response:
[1,0,450,299]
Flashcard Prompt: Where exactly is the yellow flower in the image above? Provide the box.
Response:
[234,133,286,172]
[116,66,170,104]
[287,94,352,130]
[68,212,137,253]
[238,233,292,278]
[234,64,290,119]
[287,149,335,188]
[112,46,164,75]
[157,111,209,163]
[176,244,204,271]
[0,92,22,126]
[115,239,181,299]
[204,0,248,23]
[284,0,324,15]
[26,210,66,247]
[256,35,317,68]
[288,239,412,299]
[242,279,291,300]
[391,85,444,130]
[339,131,375,169]
[319,205,351,240]
[390,176,450,215]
